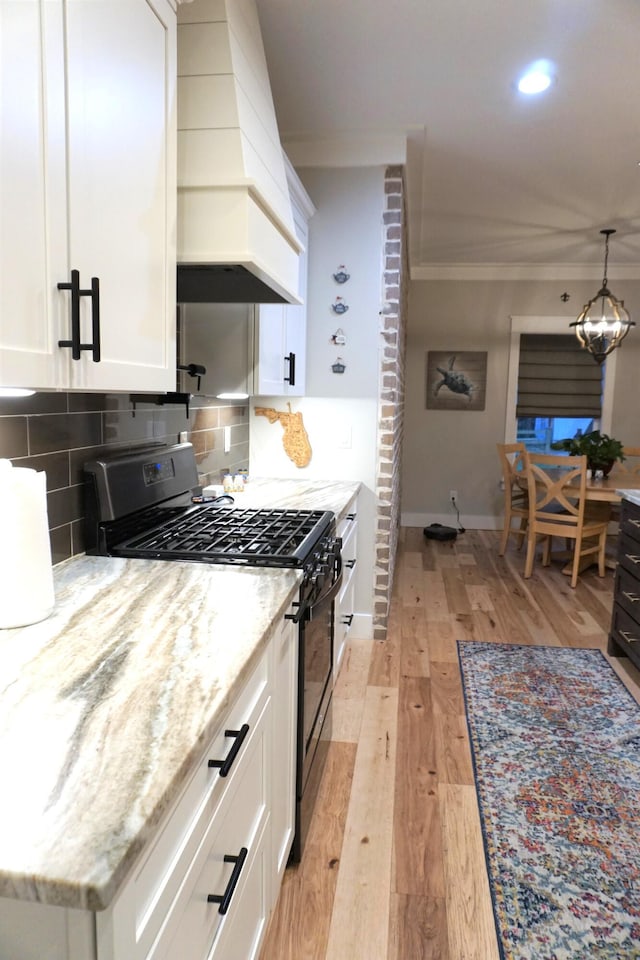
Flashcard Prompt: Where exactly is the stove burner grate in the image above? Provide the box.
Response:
[112,506,333,567]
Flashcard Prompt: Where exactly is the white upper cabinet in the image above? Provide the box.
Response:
[254,162,314,397]
[0,0,177,393]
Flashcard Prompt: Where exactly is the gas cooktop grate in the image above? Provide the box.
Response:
[112,506,333,567]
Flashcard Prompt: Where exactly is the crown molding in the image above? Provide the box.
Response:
[281,133,407,168]
[410,262,640,281]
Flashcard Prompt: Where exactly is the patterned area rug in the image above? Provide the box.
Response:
[458,641,640,960]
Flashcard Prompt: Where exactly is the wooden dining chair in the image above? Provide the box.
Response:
[496,442,529,555]
[522,451,609,588]
[615,446,640,475]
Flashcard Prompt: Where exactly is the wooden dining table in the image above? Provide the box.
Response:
[572,472,640,504]
[516,470,640,505]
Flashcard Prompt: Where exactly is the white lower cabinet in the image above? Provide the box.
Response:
[335,502,359,676]
[147,707,270,960]
[0,616,297,960]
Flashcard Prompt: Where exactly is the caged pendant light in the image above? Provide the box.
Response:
[570,228,634,364]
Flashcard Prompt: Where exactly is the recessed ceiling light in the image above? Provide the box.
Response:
[517,60,555,95]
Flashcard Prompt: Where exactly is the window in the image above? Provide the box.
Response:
[505,316,616,451]
[515,334,602,452]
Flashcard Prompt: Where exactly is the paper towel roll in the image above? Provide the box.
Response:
[0,459,55,629]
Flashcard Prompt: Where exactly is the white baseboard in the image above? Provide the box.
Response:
[401,512,501,530]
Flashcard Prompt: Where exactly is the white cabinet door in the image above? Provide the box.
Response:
[254,303,289,396]
[254,168,311,397]
[63,0,176,392]
[0,1,66,389]
[0,0,176,394]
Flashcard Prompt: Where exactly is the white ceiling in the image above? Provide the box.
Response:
[254,0,640,279]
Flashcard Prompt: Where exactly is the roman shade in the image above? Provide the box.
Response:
[516,334,602,418]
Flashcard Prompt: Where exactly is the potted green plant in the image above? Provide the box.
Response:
[550,430,625,475]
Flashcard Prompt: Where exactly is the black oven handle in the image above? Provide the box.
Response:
[307,555,343,621]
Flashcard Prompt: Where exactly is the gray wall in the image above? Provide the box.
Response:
[401,277,640,528]
[302,166,385,397]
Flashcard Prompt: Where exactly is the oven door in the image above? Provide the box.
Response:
[292,559,342,862]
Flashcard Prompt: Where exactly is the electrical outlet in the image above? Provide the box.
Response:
[449,489,458,502]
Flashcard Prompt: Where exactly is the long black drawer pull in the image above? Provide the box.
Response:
[208,724,250,777]
[346,558,357,569]
[57,269,101,362]
[622,591,640,604]
[284,351,296,386]
[207,847,248,914]
[89,276,101,362]
[625,553,640,565]
[620,630,640,644]
[342,613,354,627]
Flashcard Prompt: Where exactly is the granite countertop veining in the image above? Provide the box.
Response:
[0,556,301,912]
[222,477,360,520]
[0,477,360,914]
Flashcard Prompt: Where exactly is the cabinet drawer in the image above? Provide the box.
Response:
[206,819,269,960]
[620,501,640,548]
[148,696,270,960]
[339,518,357,574]
[335,576,355,676]
[614,566,640,627]
[337,508,357,546]
[618,533,640,579]
[609,603,640,666]
[123,652,269,958]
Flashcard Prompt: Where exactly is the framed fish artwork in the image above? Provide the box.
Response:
[426,351,487,411]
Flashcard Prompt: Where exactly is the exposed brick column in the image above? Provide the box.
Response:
[374,166,408,640]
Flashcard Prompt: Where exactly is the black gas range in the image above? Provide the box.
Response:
[83,442,341,863]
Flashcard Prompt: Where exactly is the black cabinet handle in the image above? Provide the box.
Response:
[284,351,296,386]
[346,558,357,569]
[57,269,101,362]
[89,276,101,362]
[208,724,249,777]
[57,269,81,359]
[342,613,354,627]
[207,847,248,914]
[285,601,302,624]
[346,513,356,522]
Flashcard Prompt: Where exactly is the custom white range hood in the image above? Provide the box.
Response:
[176,0,301,304]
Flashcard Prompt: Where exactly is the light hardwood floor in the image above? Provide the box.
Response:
[259,528,640,960]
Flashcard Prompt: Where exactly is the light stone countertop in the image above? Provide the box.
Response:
[619,489,640,507]
[0,555,301,912]
[216,477,360,520]
[0,477,360,913]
